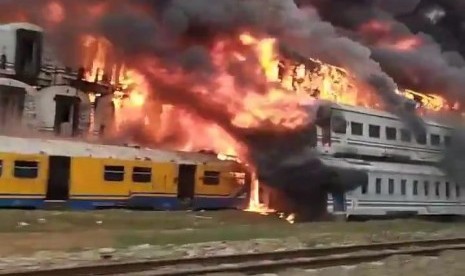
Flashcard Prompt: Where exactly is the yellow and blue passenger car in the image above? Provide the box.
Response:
[0,136,250,210]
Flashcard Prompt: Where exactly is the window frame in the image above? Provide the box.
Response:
[203,171,221,186]
[445,182,450,198]
[388,178,395,195]
[424,181,430,196]
[413,180,418,196]
[331,115,347,134]
[104,165,125,182]
[416,133,427,145]
[430,134,440,146]
[400,129,412,142]
[386,127,397,141]
[361,182,368,194]
[444,136,451,147]
[351,122,363,136]
[132,167,152,183]
[401,179,407,195]
[435,181,441,197]
[14,160,39,179]
[375,178,382,194]
[368,124,381,138]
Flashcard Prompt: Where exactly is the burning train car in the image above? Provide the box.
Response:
[309,100,464,217]
[0,22,136,138]
[0,0,463,220]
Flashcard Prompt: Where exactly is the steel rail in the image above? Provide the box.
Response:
[148,244,465,276]
[2,237,465,276]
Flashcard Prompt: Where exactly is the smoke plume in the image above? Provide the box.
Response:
[297,0,465,187]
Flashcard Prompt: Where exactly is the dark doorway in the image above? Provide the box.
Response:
[332,192,346,212]
[0,85,26,129]
[15,28,43,83]
[46,156,71,201]
[54,94,81,136]
[177,164,196,205]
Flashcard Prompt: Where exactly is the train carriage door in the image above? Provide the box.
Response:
[0,85,26,130]
[316,105,332,147]
[54,95,81,137]
[177,164,196,207]
[332,192,346,213]
[46,156,71,201]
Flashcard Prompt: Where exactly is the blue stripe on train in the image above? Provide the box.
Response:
[0,198,45,208]
[127,196,245,210]
[0,196,247,210]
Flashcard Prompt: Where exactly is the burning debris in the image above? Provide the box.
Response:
[0,0,464,219]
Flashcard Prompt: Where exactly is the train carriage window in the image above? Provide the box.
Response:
[401,129,412,142]
[386,127,397,140]
[444,136,451,147]
[361,182,368,194]
[435,182,441,197]
[331,115,347,134]
[375,178,382,194]
[456,185,461,198]
[430,134,440,146]
[132,167,152,183]
[424,181,430,196]
[369,125,380,138]
[14,161,38,179]
[413,180,418,195]
[104,165,125,182]
[388,179,395,194]
[401,179,407,195]
[203,171,220,185]
[351,122,363,136]
[416,133,427,145]
[445,182,450,198]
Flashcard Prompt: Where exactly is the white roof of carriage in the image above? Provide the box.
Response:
[301,99,457,128]
[0,135,221,164]
[0,23,43,32]
[330,102,456,128]
[0,78,37,94]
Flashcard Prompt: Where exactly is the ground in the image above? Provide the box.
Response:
[0,210,463,271]
[263,251,465,276]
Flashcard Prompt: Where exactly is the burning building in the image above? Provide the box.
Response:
[0,0,463,220]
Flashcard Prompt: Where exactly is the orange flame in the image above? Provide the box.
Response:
[390,37,423,51]
[79,28,449,217]
[45,1,65,24]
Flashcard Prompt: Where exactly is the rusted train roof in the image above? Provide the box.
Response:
[0,135,225,164]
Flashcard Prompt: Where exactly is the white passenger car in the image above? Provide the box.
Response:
[312,101,465,217]
[333,160,465,216]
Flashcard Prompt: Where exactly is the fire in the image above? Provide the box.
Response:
[275,56,379,108]
[82,35,122,84]
[81,34,149,131]
[358,20,423,52]
[78,21,449,219]
[391,37,423,51]
[401,89,447,111]
[45,1,65,24]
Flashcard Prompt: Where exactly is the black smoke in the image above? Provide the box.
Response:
[297,0,465,188]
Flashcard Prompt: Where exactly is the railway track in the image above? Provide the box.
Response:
[3,238,465,276]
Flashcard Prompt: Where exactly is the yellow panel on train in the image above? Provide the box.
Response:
[0,135,250,210]
[0,152,48,206]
